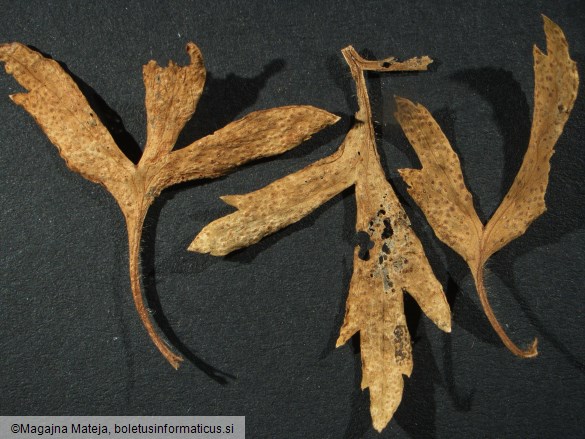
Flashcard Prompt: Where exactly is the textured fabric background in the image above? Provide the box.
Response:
[0,1,583,438]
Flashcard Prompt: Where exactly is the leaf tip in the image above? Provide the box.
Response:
[540,15,566,48]
[188,235,209,254]
[440,319,452,333]
[336,318,359,348]
[369,380,403,432]
[372,422,385,434]
[393,96,419,123]
[397,167,418,187]
[335,334,349,349]
[188,230,231,257]
[185,41,204,65]
[393,95,412,108]
[220,194,240,208]
[305,106,341,127]
[9,92,25,105]
[0,41,15,59]
[541,14,555,31]
[397,167,409,177]
[540,15,571,58]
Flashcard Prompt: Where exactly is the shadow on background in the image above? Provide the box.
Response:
[174,59,285,149]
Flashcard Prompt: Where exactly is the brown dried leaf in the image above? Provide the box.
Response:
[140,42,206,167]
[395,98,483,268]
[395,16,578,358]
[483,16,579,259]
[156,105,339,188]
[0,43,135,204]
[190,130,356,255]
[0,42,338,369]
[192,46,451,432]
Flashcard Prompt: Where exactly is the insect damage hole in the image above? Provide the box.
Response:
[381,218,393,239]
[356,231,374,261]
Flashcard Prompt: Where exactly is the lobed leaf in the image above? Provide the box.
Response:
[395,16,578,358]
[396,16,578,273]
[395,97,483,268]
[0,41,338,370]
[483,16,579,259]
[337,177,451,431]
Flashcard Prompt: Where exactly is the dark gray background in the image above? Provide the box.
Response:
[1,1,584,438]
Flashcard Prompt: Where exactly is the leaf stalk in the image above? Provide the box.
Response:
[473,263,538,359]
[126,199,184,369]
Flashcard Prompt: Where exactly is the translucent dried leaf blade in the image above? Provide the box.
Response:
[156,106,340,189]
[401,244,452,333]
[359,292,409,432]
[140,42,206,166]
[336,250,367,346]
[336,249,412,432]
[0,43,134,196]
[395,96,483,267]
[337,228,448,432]
[336,171,450,431]
[190,144,355,256]
[483,16,579,258]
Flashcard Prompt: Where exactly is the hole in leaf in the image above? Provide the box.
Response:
[356,231,374,261]
[382,218,393,239]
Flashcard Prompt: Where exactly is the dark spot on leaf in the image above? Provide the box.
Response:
[382,218,393,239]
[393,324,410,363]
[356,231,374,261]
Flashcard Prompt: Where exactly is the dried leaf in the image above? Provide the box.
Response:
[395,16,578,358]
[191,133,355,255]
[156,106,337,186]
[140,42,206,167]
[0,43,135,203]
[191,46,450,431]
[0,42,338,368]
